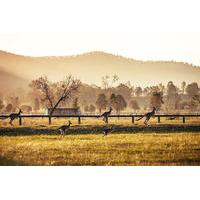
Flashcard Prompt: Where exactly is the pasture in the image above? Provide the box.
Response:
[0,117,200,166]
[1,131,200,166]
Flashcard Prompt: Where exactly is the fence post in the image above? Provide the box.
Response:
[105,116,108,124]
[158,116,161,123]
[19,116,22,126]
[183,116,186,123]
[132,116,135,124]
[78,116,81,124]
[48,116,52,125]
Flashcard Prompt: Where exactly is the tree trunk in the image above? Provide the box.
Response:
[49,97,64,116]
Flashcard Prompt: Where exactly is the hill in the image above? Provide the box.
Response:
[0,50,200,87]
[0,68,28,93]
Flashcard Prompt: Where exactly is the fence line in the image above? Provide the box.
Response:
[0,114,200,126]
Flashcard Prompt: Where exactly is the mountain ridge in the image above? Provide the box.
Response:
[0,50,200,88]
[0,49,199,67]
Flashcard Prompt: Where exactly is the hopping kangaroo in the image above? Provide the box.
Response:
[98,107,112,123]
[58,121,72,135]
[136,107,156,125]
[102,126,114,137]
[1,109,23,126]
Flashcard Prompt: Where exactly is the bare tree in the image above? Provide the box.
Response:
[30,75,81,115]
[102,75,119,90]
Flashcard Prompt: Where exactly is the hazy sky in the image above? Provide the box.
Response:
[1,0,200,66]
[0,33,200,66]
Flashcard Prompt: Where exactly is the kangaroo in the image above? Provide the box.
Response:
[1,109,23,126]
[97,107,112,122]
[136,107,156,126]
[58,121,72,135]
[102,126,114,137]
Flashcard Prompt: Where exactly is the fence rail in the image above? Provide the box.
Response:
[0,114,200,126]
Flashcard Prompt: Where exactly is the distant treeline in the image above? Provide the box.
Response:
[0,75,200,114]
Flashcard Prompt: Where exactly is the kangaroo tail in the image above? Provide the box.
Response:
[136,116,144,121]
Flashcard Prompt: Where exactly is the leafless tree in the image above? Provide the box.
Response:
[102,75,119,90]
[30,75,81,115]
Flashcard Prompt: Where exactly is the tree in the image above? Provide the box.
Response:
[89,104,96,113]
[116,83,132,101]
[115,94,127,113]
[167,81,177,97]
[110,93,118,111]
[150,92,164,110]
[10,97,20,111]
[193,95,200,104]
[5,104,13,113]
[130,100,140,112]
[143,87,150,96]
[189,99,199,112]
[96,93,107,113]
[102,75,119,90]
[84,105,89,113]
[181,81,186,94]
[72,97,79,108]
[158,83,165,93]
[186,82,199,97]
[134,87,142,97]
[20,105,32,113]
[110,93,127,113]
[33,98,40,111]
[30,75,81,115]
[166,81,178,109]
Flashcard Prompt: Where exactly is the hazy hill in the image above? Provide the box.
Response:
[0,68,28,93]
[0,50,200,87]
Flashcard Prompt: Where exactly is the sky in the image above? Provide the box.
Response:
[1,32,200,66]
[0,0,200,65]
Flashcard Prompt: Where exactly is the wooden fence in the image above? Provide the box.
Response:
[0,114,200,126]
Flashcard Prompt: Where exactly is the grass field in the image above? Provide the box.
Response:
[1,132,200,166]
[0,116,200,127]
[1,117,200,166]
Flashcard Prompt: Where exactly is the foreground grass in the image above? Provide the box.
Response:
[1,132,200,166]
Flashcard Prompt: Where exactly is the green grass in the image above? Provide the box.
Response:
[1,132,200,166]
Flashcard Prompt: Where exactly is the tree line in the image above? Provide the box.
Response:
[0,75,200,114]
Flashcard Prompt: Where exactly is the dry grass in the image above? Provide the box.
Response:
[1,117,200,166]
[0,116,200,127]
[1,132,200,166]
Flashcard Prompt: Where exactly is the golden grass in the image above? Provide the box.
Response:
[1,132,200,166]
[0,116,200,127]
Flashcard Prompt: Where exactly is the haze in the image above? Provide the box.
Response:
[1,33,200,66]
